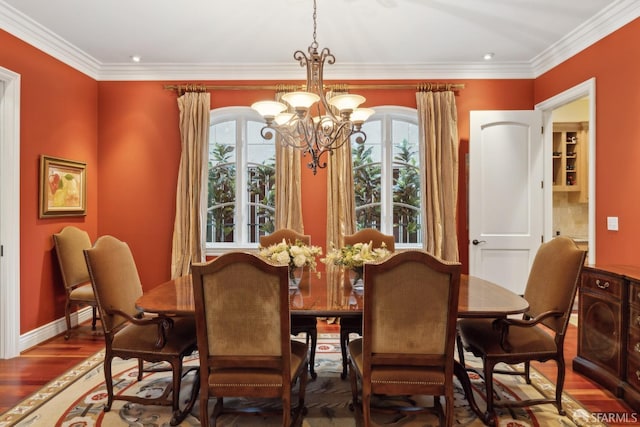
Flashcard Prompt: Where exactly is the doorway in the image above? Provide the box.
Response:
[537,78,596,264]
[0,67,21,359]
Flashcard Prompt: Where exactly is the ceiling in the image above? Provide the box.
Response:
[1,0,638,81]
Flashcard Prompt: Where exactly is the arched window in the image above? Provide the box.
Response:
[354,106,422,247]
[206,107,275,252]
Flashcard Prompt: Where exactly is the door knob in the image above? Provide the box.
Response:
[472,239,486,245]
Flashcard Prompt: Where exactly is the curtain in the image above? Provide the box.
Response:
[416,90,459,261]
[274,90,304,233]
[170,91,210,278]
[326,91,356,252]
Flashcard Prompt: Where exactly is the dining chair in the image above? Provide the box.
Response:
[84,235,198,426]
[191,251,308,427]
[261,228,318,379]
[53,226,98,339]
[348,250,461,426]
[457,236,586,425]
[339,228,395,379]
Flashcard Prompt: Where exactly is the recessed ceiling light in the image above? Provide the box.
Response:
[130,55,141,63]
[483,52,495,61]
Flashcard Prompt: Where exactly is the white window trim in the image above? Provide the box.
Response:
[360,105,422,249]
[205,106,269,255]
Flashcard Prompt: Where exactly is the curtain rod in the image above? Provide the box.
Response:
[164,82,465,94]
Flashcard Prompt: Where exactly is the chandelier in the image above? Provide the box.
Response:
[251,0,374,175]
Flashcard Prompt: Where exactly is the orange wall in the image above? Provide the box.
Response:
[534,17,640,265]
[96,80,534,286]
[0,30,99,333]
[3,17,640,336]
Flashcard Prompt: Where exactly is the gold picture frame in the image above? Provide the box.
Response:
[39,155,87,218]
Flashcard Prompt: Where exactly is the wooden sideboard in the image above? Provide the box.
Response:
[573,264,640,410]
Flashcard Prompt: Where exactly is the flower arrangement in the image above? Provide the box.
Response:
[258,239,323,276]
[321,241,391,270]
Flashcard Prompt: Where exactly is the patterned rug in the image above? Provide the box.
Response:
[0,334,605,427]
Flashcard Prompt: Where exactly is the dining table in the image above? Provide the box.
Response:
[136,267,528,426]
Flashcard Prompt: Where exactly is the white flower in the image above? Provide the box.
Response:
[258,238,323,273]
[321,240,391,269]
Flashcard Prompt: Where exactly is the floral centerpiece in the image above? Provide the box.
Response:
[258,239,323,284]
[321,241,391,285]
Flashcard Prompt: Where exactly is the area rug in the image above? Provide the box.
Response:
[1,334,606,427]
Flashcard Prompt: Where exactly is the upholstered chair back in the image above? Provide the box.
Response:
[201,259,285,357]
[344,228,395,252]
[260,228,310,247]
[523,236,586,334]
[53,226,92,289]
[84,235,144,333]
[364,250,460,358]
[191,251,308,426]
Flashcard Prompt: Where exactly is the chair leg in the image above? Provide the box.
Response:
[103,354,114,412]
[340,328,349,380]
[555,357,566,415]
[64,301,72,340]
[91,305,98,330]
[137,358,144,381]
[308,328,318,380]
[483,359,498,426]
[456,330,466,366]
[199,378,210,427]
[524,360,531,384]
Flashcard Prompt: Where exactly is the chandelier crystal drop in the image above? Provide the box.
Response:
[251,0,374,175]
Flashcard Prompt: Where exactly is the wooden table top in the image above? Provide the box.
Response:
[136,269,529,319]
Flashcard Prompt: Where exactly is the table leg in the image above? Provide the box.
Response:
[170,367,200,426]
[453,361,495,427]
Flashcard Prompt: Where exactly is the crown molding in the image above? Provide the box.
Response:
[531,0,640,77]
[1,0,638,82]
[95,61,536,81]
[0,1,101,78]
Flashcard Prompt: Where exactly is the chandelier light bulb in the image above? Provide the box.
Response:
[327,94,366,112]
[251,101,287,120]
[351,108,375,124]
[281,91,320,110]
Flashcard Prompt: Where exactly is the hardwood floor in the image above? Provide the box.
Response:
[0,320,637,425]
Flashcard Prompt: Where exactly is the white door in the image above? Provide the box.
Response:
[469,110,543,295]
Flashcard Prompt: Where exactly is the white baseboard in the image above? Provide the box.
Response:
[19,307,94,352]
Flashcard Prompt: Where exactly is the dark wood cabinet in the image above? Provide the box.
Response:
[574,265,640,409]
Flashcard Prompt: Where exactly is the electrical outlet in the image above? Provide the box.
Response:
[607,216,619,231]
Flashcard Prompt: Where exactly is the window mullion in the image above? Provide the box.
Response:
[236,117,247,243]
[381,116,393,235]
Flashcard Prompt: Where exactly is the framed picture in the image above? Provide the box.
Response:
[39,155,87,218]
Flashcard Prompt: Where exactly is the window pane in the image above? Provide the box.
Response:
[208,121,236,243]
[392,120,421,244]
[354,120,382,229]
[247,120,276,242]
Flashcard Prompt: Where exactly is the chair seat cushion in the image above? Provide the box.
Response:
[112,316,197,356]
[68,282,95,301]
[458,318,557,358]
[348,338,446,387]
[208,340,308,389]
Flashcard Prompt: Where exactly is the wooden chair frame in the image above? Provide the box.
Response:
[84,235,198,425]
[192,252,308,426]
[339,228,395,379]
[457,236,586,426]
[53,226,98,339]
[261,228,318,379]
[348,250,461,426]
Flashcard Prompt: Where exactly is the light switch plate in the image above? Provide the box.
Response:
[607,216,619,231]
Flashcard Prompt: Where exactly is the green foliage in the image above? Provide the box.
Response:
[393,138,421,241]
[248,157,276,236]
[352,144,381,229]
[208,143,236,242]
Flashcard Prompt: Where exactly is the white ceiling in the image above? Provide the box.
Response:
[1,0,638,81]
